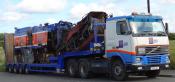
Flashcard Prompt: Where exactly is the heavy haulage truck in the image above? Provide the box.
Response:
[4,11,170,81]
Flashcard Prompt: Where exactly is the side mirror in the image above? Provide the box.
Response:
[165,23,169,34]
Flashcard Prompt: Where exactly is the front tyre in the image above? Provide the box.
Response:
[145,70,160,78]
[111,60,128,81]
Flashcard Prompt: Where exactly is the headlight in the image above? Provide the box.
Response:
[166,56,170,63]
[135,57,142,63]
[137,48,145,54]
[132,57,142,65]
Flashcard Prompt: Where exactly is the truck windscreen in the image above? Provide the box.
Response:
[130,21,167,36]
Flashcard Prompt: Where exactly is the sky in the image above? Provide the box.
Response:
[0,0,174,33]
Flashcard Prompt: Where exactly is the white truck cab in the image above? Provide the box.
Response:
[104,13,170,80]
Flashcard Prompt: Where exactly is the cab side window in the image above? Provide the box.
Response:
[116,21,130,35]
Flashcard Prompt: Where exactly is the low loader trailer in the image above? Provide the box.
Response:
[4,12,170,81]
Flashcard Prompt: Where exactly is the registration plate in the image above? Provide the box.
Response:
[150,66,159,70]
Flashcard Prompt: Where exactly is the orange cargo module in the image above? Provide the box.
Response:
[32,31,48,46]
[14,27,31,48]
[14,35,28,47]
[14,26,48,48]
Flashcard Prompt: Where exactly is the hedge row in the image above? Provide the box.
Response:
[0,33,4,47]
[169,33,175,40]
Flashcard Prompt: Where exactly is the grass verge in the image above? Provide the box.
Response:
[0,47,5,72]
[170,40,175,69]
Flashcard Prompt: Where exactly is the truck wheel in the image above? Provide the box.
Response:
[145,70,160,78]
[79,59,91,78]
[66,59,78,77]
[111,60,128,81]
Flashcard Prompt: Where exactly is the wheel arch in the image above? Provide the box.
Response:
[111,56,126,65]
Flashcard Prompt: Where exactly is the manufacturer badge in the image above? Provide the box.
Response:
[149,38,153,44]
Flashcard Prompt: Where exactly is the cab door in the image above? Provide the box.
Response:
[115,20,133,53]
[105,19,133,63]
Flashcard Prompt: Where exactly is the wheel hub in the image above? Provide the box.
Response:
[25,68,28,73]
[80,65,86,77]
[14,68,17,73]
[69,65,74,75]
[19,68,22,73]
[114,66,122,76]
[9,68,11,72]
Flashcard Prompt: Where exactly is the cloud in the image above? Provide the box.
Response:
[70,2,126,20]
[160,0,175,4]
[70,0,175,33]
[152,0,175,33]
[16,0,67,13]
[167,0,175,3]
[46,18,58,24]
[0,11,27,22]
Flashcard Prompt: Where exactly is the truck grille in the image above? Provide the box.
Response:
[145,46,168,55]
[147,56,161,64]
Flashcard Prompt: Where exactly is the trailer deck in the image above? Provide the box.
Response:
[6,50,104,73]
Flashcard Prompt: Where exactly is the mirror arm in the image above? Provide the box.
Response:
[165,23,169,34]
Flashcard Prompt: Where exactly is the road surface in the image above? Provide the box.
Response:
[0,72,174,82]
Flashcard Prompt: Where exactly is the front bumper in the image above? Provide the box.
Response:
[127,64,169,72]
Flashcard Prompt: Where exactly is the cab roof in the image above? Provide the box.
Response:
[106,15,163,21]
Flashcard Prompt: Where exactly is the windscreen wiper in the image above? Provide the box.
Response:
[156,31,166,36]
[142,31,155,36]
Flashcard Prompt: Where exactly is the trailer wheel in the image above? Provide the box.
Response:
[66,59,78,77]
[13,65,19,73]
[79,59,91,78]
[19,65,24,74]
[8,66,13,73]
[13,67,17,73]
[111,60,128,81]
[145,70,160,78]
[24,66,30,74]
